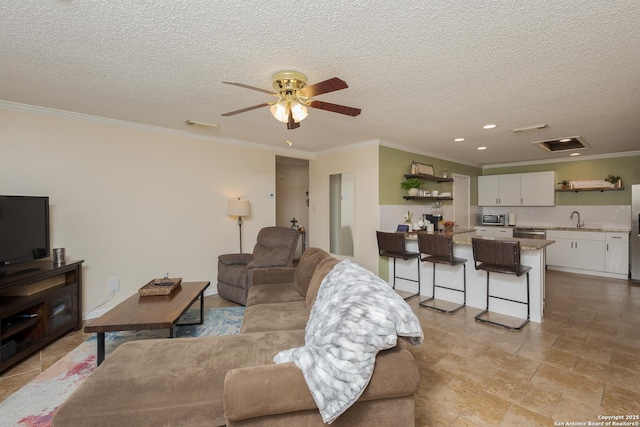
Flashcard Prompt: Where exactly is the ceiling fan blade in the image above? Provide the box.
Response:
[299,77,348,97]
[308,100,361,117]
[221,103,270,116]
[222,81,276,95]
[287,110,300,130]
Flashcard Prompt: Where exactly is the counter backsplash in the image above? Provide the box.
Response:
[379,205,631,232]
[379,204,481,232]
[481,205,631,230]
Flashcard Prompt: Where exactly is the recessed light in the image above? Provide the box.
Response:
[570,152,581,156]
[483,124,497,129]
[559,138,572,142]
[454,138,465,142]
[477,146,487,150]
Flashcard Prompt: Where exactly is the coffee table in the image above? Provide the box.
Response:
[85,281,210,365]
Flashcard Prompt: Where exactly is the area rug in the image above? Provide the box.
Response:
[0,306,244,427]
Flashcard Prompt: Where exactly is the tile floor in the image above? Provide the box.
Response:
[1,270,638,426]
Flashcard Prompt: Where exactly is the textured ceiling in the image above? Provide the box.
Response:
[2,1,639,166]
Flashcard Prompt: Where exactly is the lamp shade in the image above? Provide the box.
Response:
[228,198,250,217]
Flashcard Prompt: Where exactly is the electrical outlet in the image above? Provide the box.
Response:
[108,278,120,292]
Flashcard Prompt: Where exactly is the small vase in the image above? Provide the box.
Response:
[408,188,419,196]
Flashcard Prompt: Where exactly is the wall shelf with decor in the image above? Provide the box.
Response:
[556,187,625,193]
[403,173,454,183]
[403,196,453,201]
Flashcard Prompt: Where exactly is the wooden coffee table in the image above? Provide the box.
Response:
[85,281,210,365]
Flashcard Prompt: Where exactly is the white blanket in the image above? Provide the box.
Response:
[273,260,423,424]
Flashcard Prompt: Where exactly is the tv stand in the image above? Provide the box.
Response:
[0,260,83,373]
[0,267,41,279]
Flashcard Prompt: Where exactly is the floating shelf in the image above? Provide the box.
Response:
[556,187,624,193]
[403,196,453,201]
[404,173,453,183]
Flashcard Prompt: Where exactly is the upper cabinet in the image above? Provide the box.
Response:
[478,171,555,206]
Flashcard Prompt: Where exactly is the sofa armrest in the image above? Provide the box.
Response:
[219,253,253,266]
[223,349,419,422]
[250,267,297,286]
[224,362,315,421]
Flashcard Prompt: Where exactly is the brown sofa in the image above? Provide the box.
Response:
[53,248,420,427]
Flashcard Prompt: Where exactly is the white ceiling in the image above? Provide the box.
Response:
[2,1,640,167]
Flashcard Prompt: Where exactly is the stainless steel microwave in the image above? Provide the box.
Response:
[481,213,506,225]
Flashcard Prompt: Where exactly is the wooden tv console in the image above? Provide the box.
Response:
[0,260,83,373]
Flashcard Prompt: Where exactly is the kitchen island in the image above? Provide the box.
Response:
[388,232,554,323]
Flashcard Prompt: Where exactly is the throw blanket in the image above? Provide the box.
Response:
[274,260,423,424]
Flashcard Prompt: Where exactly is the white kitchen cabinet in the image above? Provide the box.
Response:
[478,171,555,206]
[521,172,556,206]
[478,174,520,206]
[474,226,513,238]
[605,232,629,275]
[546,230,605,273]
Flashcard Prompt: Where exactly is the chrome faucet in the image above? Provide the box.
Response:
[570,211,582,228]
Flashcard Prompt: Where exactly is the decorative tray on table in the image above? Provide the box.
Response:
[138,278,182,296]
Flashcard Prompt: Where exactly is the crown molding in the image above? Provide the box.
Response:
[378,139,480,168]
[0,100,313,158]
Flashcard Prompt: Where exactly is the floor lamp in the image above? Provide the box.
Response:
[228,198,250,253]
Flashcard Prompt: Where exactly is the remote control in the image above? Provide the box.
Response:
[156,281,174,286]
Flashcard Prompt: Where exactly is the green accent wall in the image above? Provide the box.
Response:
[379,145,482,206]
[378,145,483,280]
[376,146,639,280]
[484,155,640,205]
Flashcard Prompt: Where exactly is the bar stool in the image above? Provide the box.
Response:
[376,231,420,300]
[471,238,531,330]
[417,233,467,313]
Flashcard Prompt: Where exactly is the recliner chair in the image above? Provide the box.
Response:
[217,226,299,305]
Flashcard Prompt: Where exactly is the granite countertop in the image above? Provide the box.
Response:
[509,225,630,233]
[404,230,554,250]
[452,232,555,250]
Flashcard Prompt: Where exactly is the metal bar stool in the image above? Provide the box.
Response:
[376,231,421,300]
[417,233,467,313]
[471,238,531,330]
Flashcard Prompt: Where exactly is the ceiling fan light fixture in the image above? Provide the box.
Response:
[270,100,289,123]
[270,96,308,123]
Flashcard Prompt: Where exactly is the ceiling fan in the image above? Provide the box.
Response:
[221,71,361,130]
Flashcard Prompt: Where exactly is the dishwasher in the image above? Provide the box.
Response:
[513,228,547,239]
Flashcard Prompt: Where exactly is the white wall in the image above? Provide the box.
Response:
[275,160,309,256]
[309,142,380,273]
[0,107,278,317]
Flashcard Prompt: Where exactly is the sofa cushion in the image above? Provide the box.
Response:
[305,256,340,310]
[293,248,332,296]
[246,283,305,307]
[240,300,309,334]
[217,263,248,287]
[52,331,305,427]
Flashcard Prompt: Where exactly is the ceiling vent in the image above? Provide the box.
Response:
[532,136,590,153]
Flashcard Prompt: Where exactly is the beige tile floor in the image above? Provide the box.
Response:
[1,270,639,426]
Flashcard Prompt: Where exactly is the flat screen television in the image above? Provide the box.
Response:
[0,196,50,274]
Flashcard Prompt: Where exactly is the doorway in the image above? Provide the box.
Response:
[275,156,309,257]
[452,173,470,229]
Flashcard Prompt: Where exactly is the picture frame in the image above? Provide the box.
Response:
[411,161,434,176]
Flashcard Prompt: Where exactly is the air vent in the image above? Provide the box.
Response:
[532,136,589,153]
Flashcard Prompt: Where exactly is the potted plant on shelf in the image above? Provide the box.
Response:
[558,180,570,190]
[401,177,423,196]
[605,175,622,189]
